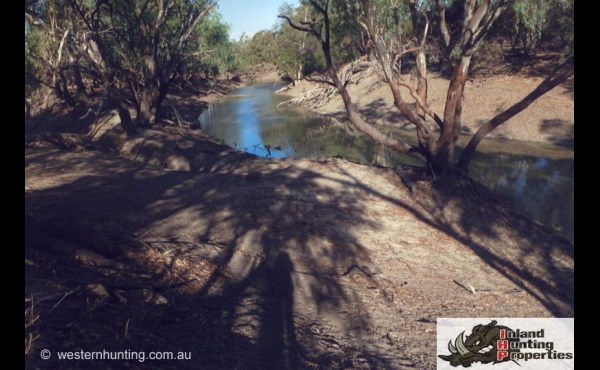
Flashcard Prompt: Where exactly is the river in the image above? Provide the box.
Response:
[199,81,574,240]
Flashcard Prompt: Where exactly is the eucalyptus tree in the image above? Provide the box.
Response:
[239,4,324,82]
[275,3,325,83]
[280,0,574,175]
[244,30,279,66]
[26,0,234,135]
[193,12,240,78]
[57,0,138,133]
[106,0,220,127]
[25,6,45,105]
[25,0,82,110]
[27,0,221,134]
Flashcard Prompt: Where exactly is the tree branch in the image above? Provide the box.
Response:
[304,77,337,87]
[457,56,574,171]
[292,0,428,162]
[177,0,219,51]
[462,0,489,52]
[395,79,443,128]
[277,15,322,42]
[309,0,328,15]
[361,0,434,141]
[471,0,513,47]
[397,46,422,57]
[436,0,450,49]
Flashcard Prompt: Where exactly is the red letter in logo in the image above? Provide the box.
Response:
[500,329,506,339]
[497,351,509,361]
[497,340,509,350]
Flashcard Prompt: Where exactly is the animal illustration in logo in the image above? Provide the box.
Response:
[439,320,520,367]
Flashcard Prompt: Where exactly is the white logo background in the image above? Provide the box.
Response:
[437,318,574,369]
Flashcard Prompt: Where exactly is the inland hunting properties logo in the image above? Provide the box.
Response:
[439,320,519,367]
[438,320,574,367]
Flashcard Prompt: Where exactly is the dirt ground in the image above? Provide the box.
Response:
[25,62,574,369]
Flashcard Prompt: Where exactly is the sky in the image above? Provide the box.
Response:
[215,0,300,41]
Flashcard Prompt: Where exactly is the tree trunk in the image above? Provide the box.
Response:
[69,54,89,106]
[433,56,471,174]
[296,63,303,82]
[41,85,53,110]
[156,81,170,120]
[137,52,158,127]
[137,83,159,127]
[106,80,136,136]
[57,69,74,109]
[25,99,31,126]
[414,50,428,118]
[410,0,428,119]
[137,75,171,127]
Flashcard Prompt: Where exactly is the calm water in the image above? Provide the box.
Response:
[199,82,574,239]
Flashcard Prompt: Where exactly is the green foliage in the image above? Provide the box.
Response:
[301,0,414,66]
[236,3,325,80]
[25,0,74,98]
[541,0,573,52]
[328,0,369,61]
[513,0,550,53]
[276,3,326,79]
[25,0,574,106]
[25,23,45,97]
[191,12,241,78]
[487,0,574,55]
[370,0,413,52]
[24,0,238,105]
[244,30,279,66]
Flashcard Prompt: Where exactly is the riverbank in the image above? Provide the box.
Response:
[25,73,573,369]
[280,64,574,159]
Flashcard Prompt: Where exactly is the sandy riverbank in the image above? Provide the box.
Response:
[279,68,573,159]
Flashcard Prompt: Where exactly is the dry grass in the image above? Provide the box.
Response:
[25,296,40,360]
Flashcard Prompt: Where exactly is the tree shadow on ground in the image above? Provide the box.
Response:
[473,51,570,80]
[25,61,576,368]
[465,118,574,150]
[540,119,574,149]
[330,165,573,317]
[25,133,573,369]
[421,174,573,316]
[356,98,414,129]
[25,149,390,369]
[560,77,574,100]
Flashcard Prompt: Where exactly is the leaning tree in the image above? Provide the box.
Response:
[279,0,573,175]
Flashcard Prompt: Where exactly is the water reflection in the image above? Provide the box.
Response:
[468,151,574,239]
[199,82,574,239]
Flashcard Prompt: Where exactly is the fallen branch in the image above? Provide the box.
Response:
[304,76,336,87]
[206,89,224,97]
[25,287,83,302]
[164,97,187,126]
[394,166,417,195]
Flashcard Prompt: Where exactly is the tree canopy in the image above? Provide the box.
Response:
[25,0,239,133]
